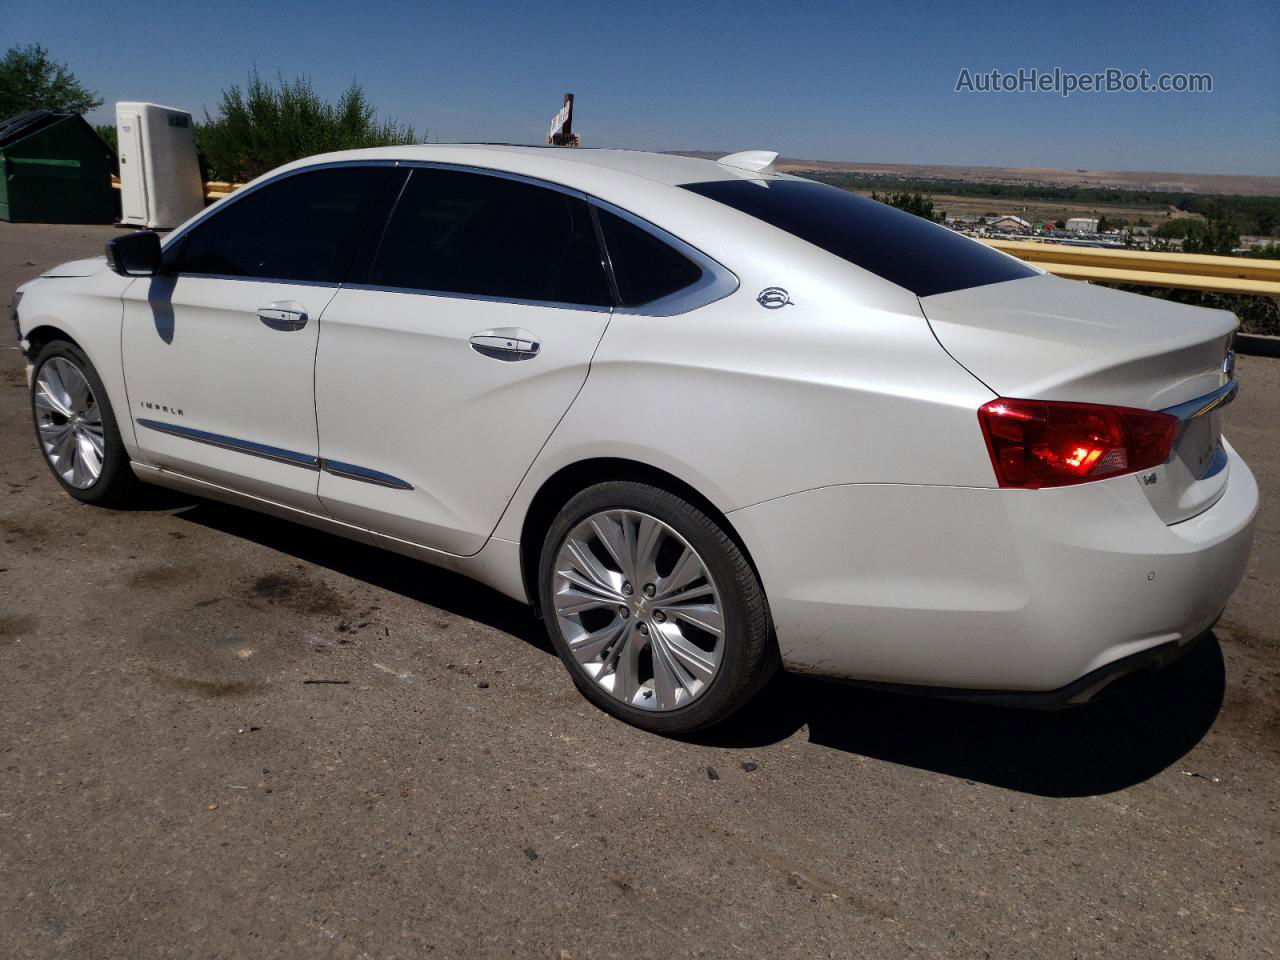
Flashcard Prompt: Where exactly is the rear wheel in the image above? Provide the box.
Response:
[30,341,138,505]
[538,481,777,734]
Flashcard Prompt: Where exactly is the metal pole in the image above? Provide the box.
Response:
[562,93,574,144]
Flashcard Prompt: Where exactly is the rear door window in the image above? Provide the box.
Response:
[176,166,388,283]
[365,168,611,307]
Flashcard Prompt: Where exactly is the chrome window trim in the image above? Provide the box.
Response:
[159,156,738,316]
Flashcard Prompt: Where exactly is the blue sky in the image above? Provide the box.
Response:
[9,0,1279,174]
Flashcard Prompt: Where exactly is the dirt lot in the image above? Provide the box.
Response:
[844,191,1183,230]
[1,222,1277,959]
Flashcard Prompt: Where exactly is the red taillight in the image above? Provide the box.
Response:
[977,398,1177,489]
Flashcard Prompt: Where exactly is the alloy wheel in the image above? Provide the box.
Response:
[551,509,725,711]
[34,357,105,489]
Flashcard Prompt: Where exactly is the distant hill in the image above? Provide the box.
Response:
[670,153,1280,197]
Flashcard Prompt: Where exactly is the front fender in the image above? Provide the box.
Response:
[17,274,138,453]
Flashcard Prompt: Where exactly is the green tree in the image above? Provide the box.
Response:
[1153,217,1203,239]
[94,123,117,154]
[871,190,938,222]
[0,44,102,117]
[1181,219,1240,255]
[197,69,417,182]
[90,123,119,175]
[1152,217,1239,253]
[1246,241,1280,261]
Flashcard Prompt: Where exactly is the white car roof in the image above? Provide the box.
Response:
[268,144,775,193]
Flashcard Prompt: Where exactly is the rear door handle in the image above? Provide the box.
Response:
[469,328,540,361]
[258,302,308,331]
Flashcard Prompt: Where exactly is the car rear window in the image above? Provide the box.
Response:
[681,178,1036,298]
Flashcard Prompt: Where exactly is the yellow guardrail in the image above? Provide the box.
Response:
[110,176,243,201]
[980,238,1280,297]
[107,177,1279,297]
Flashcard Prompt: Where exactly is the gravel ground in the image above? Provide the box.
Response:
[1,221,1277,959]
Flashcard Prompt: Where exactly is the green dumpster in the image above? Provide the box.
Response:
[0,111,115,223]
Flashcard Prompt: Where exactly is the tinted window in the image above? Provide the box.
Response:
[596,208,703,306]
[681,179,1036,298]
[177,167,387,283]
[367,168,611,306]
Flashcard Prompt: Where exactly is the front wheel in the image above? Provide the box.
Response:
[30,340,139,505]
[538,481,778,734]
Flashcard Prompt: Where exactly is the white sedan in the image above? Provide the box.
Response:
[14,145,1257,732]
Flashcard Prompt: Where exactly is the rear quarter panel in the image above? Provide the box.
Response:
[492,243,998,542]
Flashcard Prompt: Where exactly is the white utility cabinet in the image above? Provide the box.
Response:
[116,102,204,229]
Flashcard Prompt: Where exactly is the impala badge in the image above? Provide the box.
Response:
[757,287,792,309]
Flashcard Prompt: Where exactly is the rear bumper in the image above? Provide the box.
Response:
[832,629,1212,709]
[730,440,1258,694]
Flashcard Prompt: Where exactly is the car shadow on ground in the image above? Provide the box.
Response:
[700,638,1226,798]
[172,496,1224,799]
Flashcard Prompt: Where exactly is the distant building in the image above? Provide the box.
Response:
[987,215,1031,232]
[1065,217,1100,233]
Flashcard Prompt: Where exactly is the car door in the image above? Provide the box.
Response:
[314,166,615,556]
[121,165,389,513]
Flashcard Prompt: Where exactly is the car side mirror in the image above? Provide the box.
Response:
[105,231,162,277]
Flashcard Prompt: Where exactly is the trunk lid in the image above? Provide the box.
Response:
[921,274,1238,523]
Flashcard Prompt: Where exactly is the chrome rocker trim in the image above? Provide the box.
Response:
[136,418,319,469]
[135,419,413,490]
[320,459,414,490]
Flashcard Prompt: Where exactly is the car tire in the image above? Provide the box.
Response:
[538,480,778,734]
[29,340,139,506]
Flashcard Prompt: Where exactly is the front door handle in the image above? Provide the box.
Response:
[258,302,308,331]
[469,328,540,361]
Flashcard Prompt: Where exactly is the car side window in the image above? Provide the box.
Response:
[594,208,703,307]
[174,167,388,283]
[366,168,612,307]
